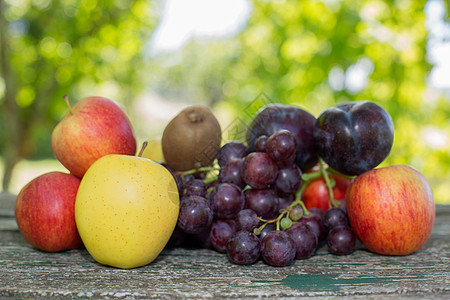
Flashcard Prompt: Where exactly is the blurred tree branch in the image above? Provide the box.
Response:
[0,0,158,191]
[0,0,23,191]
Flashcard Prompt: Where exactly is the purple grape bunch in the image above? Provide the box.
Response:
[164,101,395,266]
[168,133,356,266]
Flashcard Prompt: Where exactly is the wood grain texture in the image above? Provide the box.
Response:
[1,205,449,299]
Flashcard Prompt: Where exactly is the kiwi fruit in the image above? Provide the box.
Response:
[162,106,222,171]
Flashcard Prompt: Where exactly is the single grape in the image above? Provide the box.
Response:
[166,226,188,248]
[241,152,278,189]
[193,225,213,249]
[261,230,296,267]
[185,179,207,197]
[286,222,318,259]
[209,183,245,219]
[288,205,304,221]
[177,196,213,234]
[337,199,347,213]
[255,135,268,152]
[244,188,279,219]
[210,219,236,253]
[180,194,190,203]
[218,158,246,188]
[308,207,325,219]
[274,164,302,195]
[280,217,293,229]
[297,214,326,242]
[278,193,295,211]
[183,174,196,185]
[235,209,259,232]
[327,225,356,255]
[161,164,184,195]
[217,141,249,167]
[226,231,261,265]
[323,207,349,231]
[266,129,297,164]
[258,222,276,241]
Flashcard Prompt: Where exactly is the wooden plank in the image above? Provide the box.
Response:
[1,206,449,299]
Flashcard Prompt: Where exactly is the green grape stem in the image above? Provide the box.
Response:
[318,158,340,209]
[327,167,355,181]
[181,166,220,176]
[256,159,355,232]
[256,172,313,233]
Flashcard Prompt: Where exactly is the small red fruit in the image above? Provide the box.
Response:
[302,174,350,210]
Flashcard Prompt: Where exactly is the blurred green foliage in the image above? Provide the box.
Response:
[149,0,450,204]
[0,0,158,189]
[1,0,449,204]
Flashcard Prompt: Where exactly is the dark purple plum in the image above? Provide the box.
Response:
[246,104,318,171]
[314,101,394,175]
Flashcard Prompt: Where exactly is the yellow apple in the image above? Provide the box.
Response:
[141,139,165,163]
[75,154,179,269]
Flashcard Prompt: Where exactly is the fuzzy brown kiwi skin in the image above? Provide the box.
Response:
[162,106,222,172]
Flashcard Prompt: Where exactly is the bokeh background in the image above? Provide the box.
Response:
[1,0,449,204]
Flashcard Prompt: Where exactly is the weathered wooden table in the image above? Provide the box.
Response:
[1,192,449,299]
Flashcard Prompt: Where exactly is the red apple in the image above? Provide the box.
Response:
[15,172,83,252]
[345,165,435,255]
[51,96,137,178]
[302,174,350,210]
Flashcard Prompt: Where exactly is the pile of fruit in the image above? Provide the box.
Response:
[14,96,436,269]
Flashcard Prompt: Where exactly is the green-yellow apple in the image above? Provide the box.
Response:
[75,154,180,269]
[15,172,83,252]
[345,164,435,255]
[51,96,137,178]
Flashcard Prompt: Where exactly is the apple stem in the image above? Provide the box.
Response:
[138,141,148,157]
[64,94,75,115]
